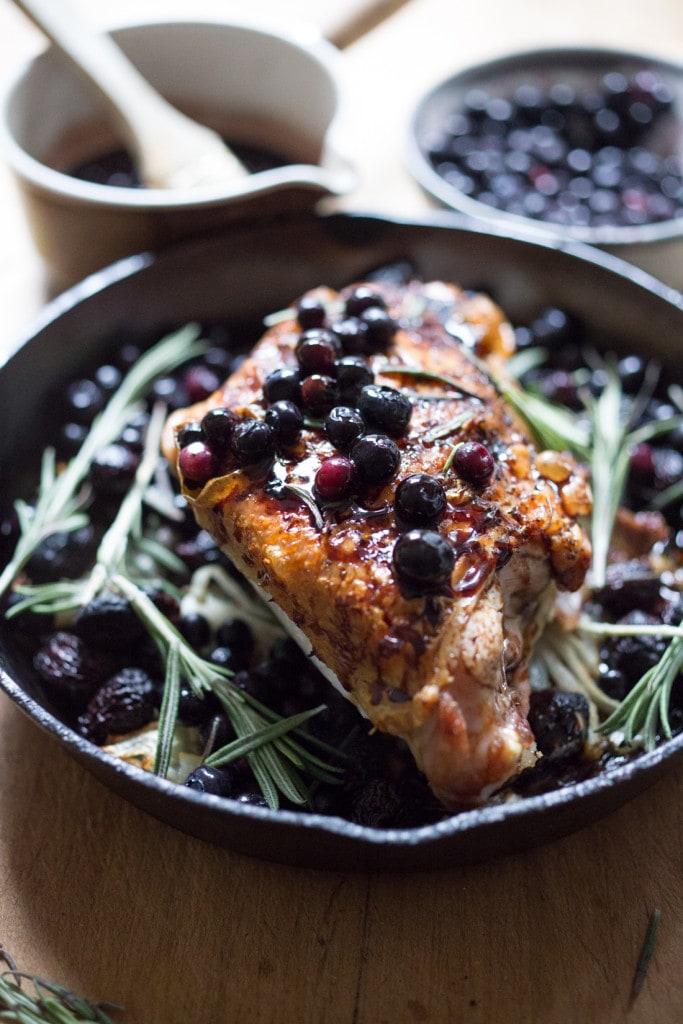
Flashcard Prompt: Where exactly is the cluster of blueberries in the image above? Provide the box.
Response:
[425,68,683,228]
[175,285,496,599]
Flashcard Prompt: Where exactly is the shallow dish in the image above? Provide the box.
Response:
[407,47,683,289]
[2,211,683,872]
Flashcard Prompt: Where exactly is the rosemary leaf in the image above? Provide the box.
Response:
[205,705,326,768]
[632,908,661,999]
[374,362,482,401]
[154,640,182,778]
[281,483,324,531]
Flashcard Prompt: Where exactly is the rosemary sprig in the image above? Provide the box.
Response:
[583,363,683,589]
[599,635,683,750]
[112,573,341,807]
[0,947,119,1023]
[0,325,207,599]
[478,353,592,458]
[6,403,170,620]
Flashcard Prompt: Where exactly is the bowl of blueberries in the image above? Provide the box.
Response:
[407,47,683,290]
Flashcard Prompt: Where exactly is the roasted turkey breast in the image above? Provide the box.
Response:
[163,279,592,808]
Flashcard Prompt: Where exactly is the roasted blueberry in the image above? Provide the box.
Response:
[392,529,455,596]
[527,690,589,761]
[184,765,235,796]
[78,667,156,744]
[178,440,217,486]
[64,378,106,425]
[182,364,222,403]
[176,421,204,448]
[314,456,356,502]
[201,406,240,450]
[358,384,412,437]
[73,593,146,650]
[263,367,301,405]
[331,317,370,356]
[177,612,212,651]
[230,420,276,465]
[215,617,254,661]
[300,374,338,417]
[451,440,495,486]
[33,631,108,708]
[394,473,447,527]
[344,285,386,317]
[351,434,401,485]
[335,355,374,403]
[265,400,304,446]
[89,443,141,496]
[296,295,327,330]
[359,306,397,350]
[295,329,340,376]
[324,406,364,451]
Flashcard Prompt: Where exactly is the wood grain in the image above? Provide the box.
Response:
[1,1,683,1022]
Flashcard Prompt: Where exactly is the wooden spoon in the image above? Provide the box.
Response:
[12,0,249,189]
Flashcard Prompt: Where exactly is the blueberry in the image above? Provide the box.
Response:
[33,631,108,708]
[296,295,327,330]
[324,406,364,451]
[64,378,105,425]
[358,384,412,437]
[351,434,401,486]
[215,618,254,660]
[177,613,212,651]
[185,765,234,796]
[392,529,455,597]
[314,456,356,502]
[201,406,240,450]
[230,420,276,465]
[359,306,397,350]
[178,440,217,486]
[527,690,588,761]
[94,364,123,394]
[263,367,301,405]
[331,317,370,356]
[300,374,338,417]
[264,400,304,446]
[335,355,374,403]
[89,443,141,496]
[344,286,386,317]
[176,421,204,448]
[394,473,447,528]
[73,593,146,650]
[183,364,221,403]
[451,440,495,486]
[295,329,340,376]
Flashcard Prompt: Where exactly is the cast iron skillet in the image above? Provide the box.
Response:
[2,211,683,872]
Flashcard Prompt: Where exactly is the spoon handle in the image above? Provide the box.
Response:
[12,0,247,188]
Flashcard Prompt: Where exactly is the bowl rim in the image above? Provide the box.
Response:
[406,43,683,247]
[0,12,355,209]
[3,208,683,868]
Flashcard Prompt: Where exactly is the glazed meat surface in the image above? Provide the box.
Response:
[163,280,592,808]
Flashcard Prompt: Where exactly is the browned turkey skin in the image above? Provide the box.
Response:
[163,280,592,808]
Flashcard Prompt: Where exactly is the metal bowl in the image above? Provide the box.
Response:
[407,47,683,290]
[2,210,683,871]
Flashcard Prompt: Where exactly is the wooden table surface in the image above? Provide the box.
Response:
[1,1,683,1021]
